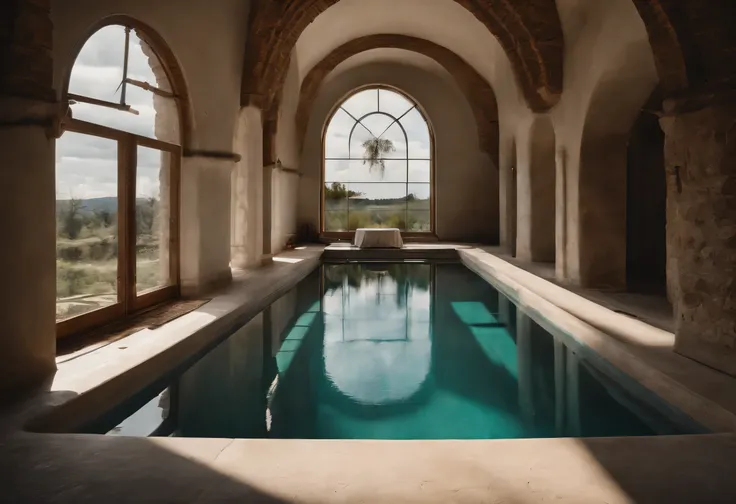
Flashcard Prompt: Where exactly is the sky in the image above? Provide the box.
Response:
[57,28,432,202]
[56,25,166,200]
[324,88,432,200]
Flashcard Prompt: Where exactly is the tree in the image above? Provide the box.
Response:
[60,197,85,239]
[362,138,395,178]
[325,182,362,201]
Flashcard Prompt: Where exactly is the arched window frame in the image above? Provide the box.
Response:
[56,19,186,339]
[321,85,435,238]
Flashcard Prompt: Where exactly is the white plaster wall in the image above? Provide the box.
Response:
[271,169,300,253]
[298,49,498,242]
[276,56,302,169]
[232,106,264,269]
[270,56,302,254]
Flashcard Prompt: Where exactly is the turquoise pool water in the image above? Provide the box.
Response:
[99,262,698,439]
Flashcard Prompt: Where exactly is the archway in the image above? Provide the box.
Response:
[242,0,564,122]
[322,86,433,235]
[295,34,499,165]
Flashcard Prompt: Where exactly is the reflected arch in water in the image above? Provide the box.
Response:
[319,264,433,408]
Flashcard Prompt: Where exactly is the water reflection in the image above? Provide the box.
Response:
[322,264,432,405]
[103,263,693,439]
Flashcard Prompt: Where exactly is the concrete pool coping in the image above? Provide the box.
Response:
[3,245,736,503]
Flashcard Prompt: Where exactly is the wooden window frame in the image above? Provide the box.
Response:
[320,85,437,241]
[56,118,181,339]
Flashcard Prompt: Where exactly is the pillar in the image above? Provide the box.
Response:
[661,97,736,376]
[0,0,57,399]
[517,116,556,263]
[231,106,263,269]
[180,154,234,296]
[499,138,517,256]
[263,163,274,264]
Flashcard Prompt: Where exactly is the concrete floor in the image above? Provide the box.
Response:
[3,244,736,503]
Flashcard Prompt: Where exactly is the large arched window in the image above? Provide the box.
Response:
[323,87,432,234]
[55,22,183,338]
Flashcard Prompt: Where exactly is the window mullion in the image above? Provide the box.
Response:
[118,134,138,314]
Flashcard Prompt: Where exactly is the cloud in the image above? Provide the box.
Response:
[59,25,169,200]
[325,88,432,195]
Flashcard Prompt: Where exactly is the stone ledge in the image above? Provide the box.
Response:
[2,246,323,435]
[460,248,736,434]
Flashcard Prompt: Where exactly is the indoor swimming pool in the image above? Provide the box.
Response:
[93,262,701,439]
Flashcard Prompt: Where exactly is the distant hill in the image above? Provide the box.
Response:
[56,197,154,215]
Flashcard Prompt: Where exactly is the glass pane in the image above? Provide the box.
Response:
[409,160,430,182]
[324,211,348,232]
[55,131,119,322]
[324,108,354,159]
[136,146,172,294]
[324,182,349,232]
[348,183,408,230]
[408,183,431,209]
[407,211,431,232]
[68,25,126,103]
[380,122,407,159]
[400,108,431,158]
[341,89,378,118]
[379,89,414,118]
[359,114,394,138]
[68,26,179,144]
[349,122,374,159]
[326,159,406,183]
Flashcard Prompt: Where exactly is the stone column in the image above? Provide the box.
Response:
[0,0,57,398]
[231,106,263,269]
[180,154,234,296]
[660,97,736,376]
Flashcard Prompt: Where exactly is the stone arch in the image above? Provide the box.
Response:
[61,15,193,148]
[295,34,498,165]
[631,0,736,101]
[242,0,564,115]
